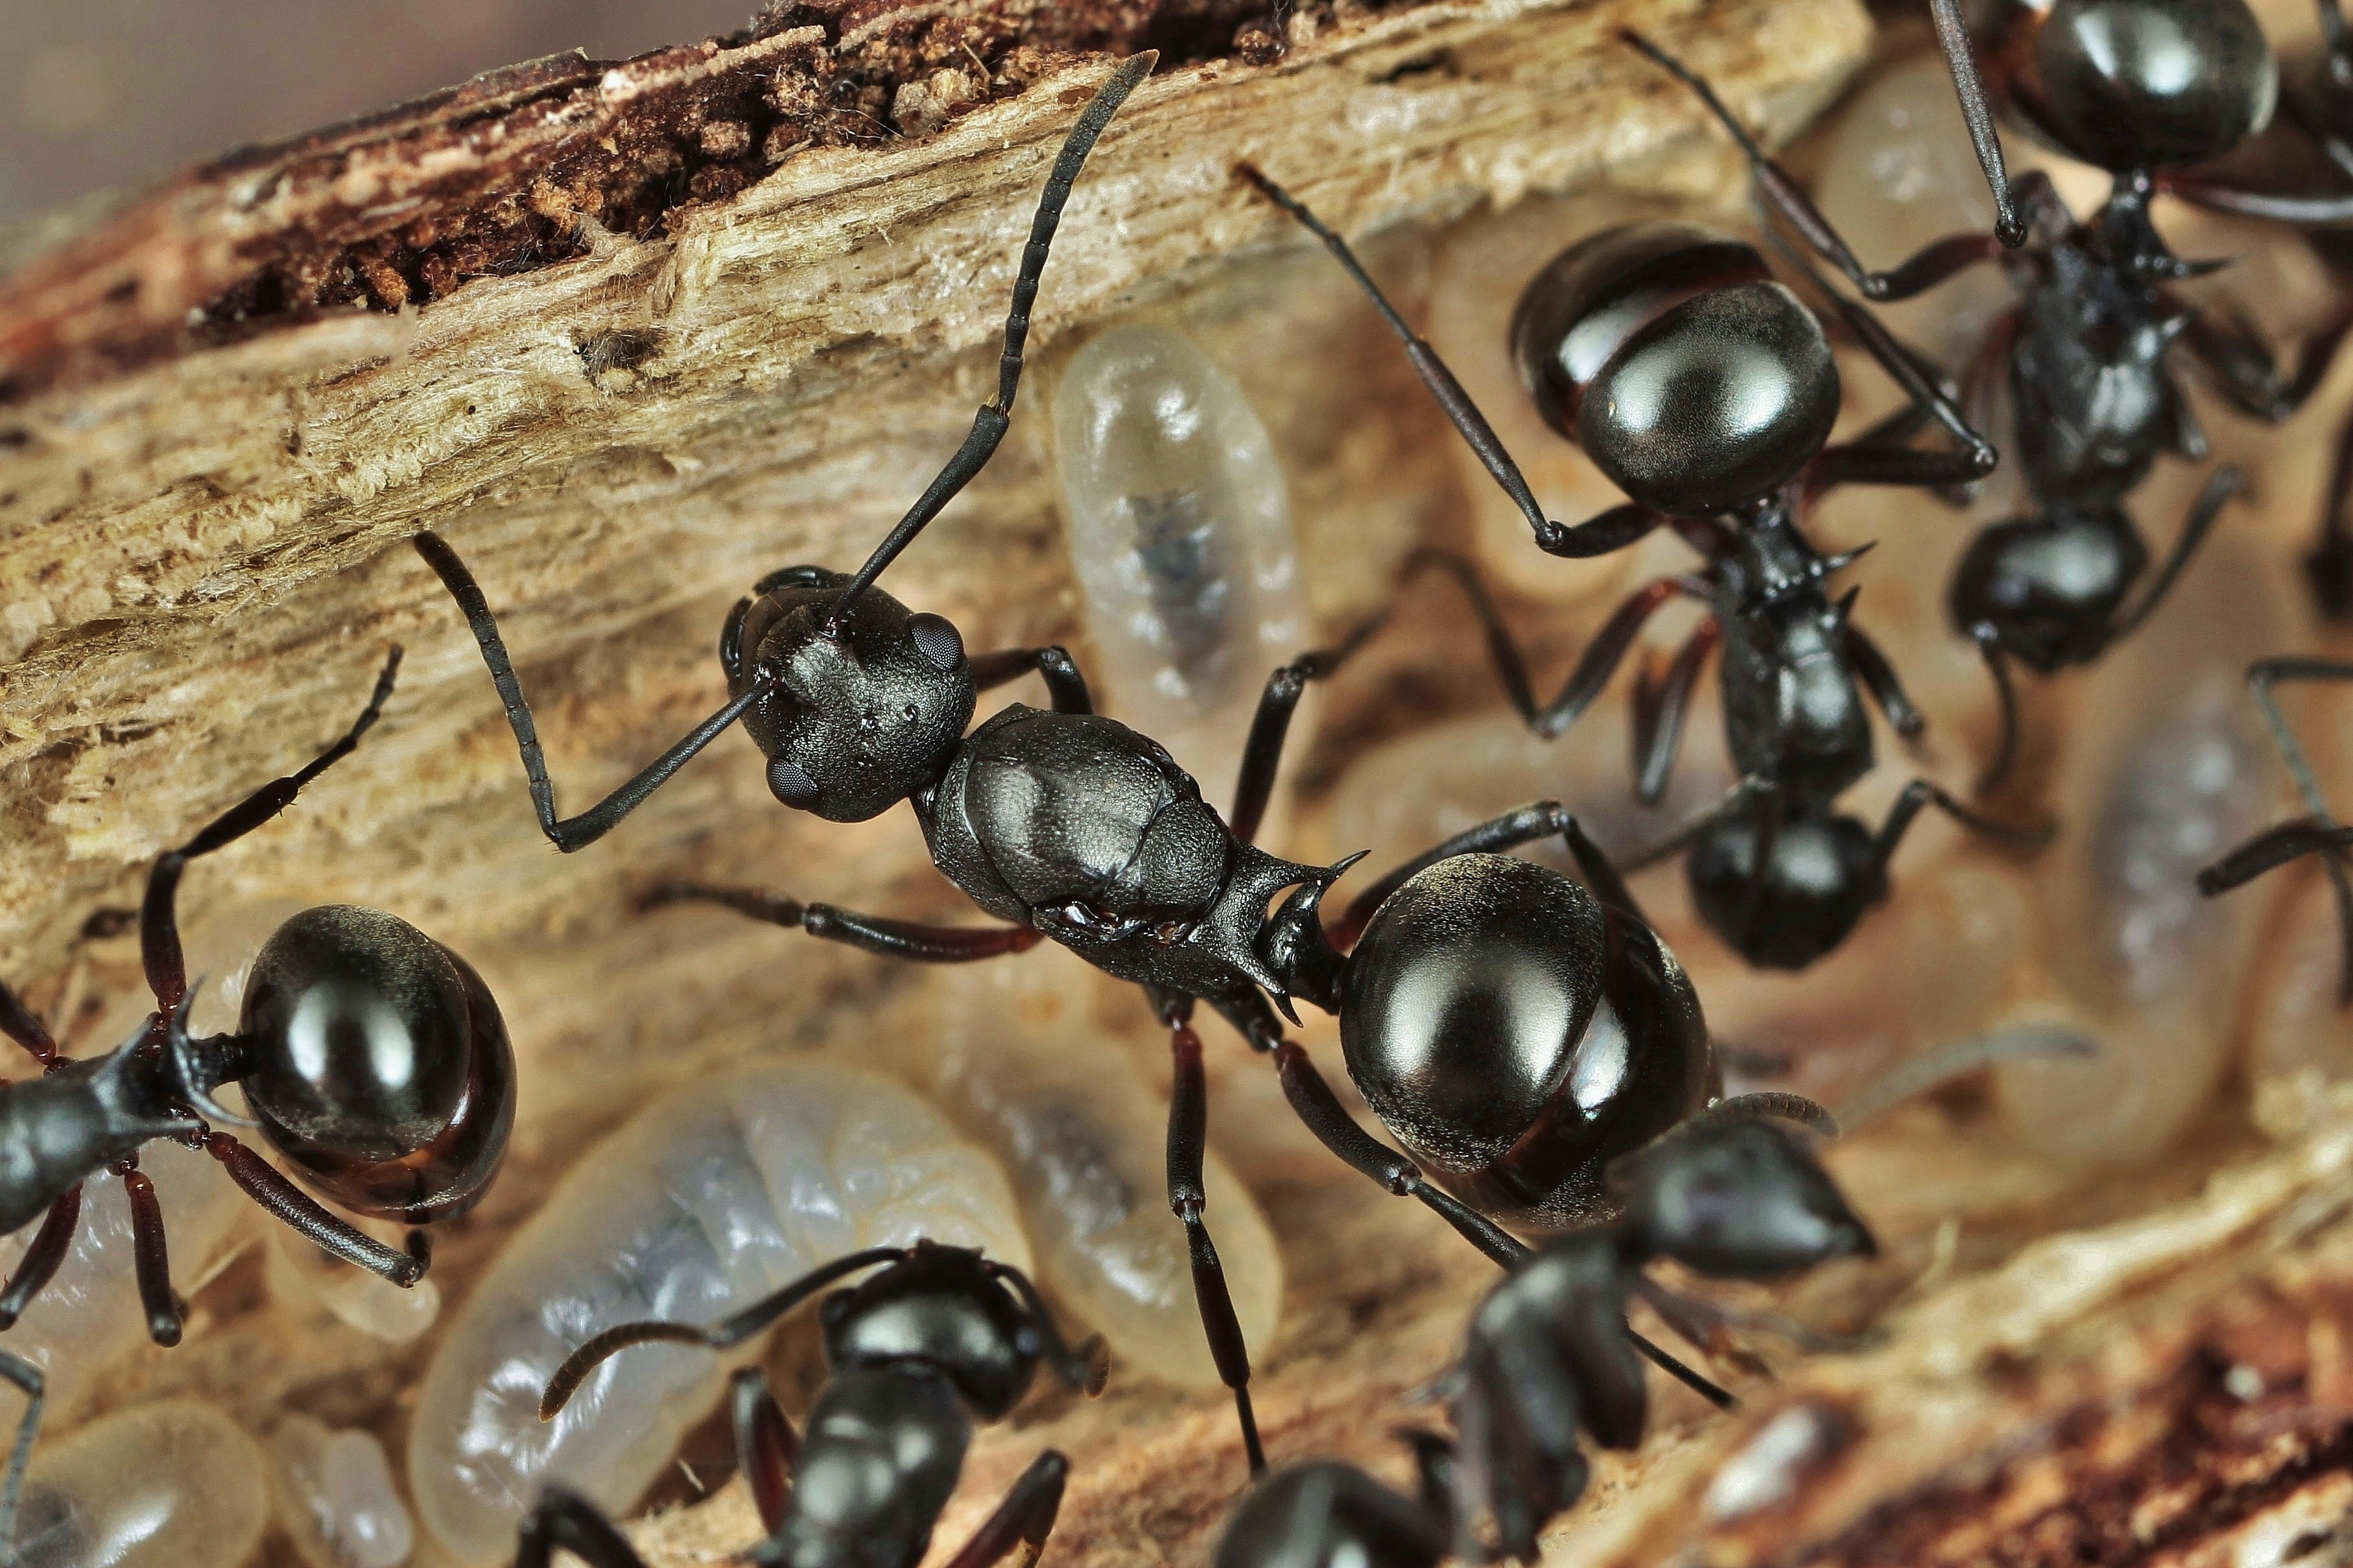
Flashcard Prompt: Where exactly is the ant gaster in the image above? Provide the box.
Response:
[1210,1116,1874,1566]
[521,1241,1100,1568]
[420,53,1797,1472]
[1239,29,2046,973]
[0,652,512,1520]
[1733,0,2353,778]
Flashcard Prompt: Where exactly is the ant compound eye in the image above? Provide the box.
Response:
[908,613,966,670]
[768,757,821,808]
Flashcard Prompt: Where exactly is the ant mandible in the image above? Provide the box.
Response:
[1735,0,2353,782]
[420,51,1818,1471]
[518,1241,1098,1568]
[1210,1115,1874,1565]
[0,650,513,1343]
[1237,28,2046,973]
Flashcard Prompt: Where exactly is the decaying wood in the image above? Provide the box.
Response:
[30,4,2353,1568]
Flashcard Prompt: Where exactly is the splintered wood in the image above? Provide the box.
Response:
[16,1,2353,1566]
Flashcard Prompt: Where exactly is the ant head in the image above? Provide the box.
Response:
[1686,813,1884,971]
[1513,222,1839,517]
[237,905,515,1224]
[1618,1115,1875,1278]
[1463,1232,1648,1454]
[2029,0,2276,172]
[819,1243,1039,1419]
[726,568,978,823]
[1213,1461,1447,1568]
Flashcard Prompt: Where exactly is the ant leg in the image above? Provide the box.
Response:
[0,1350,40,1554]
[637,883,1043,963]
[0,980,60,1072]
[2247,659,2353,823]
[2160,369,2211,463]
[1833,1023,2094,1131]
[117,1159,181,1346]
[2111,465,2245,640]
[193,1131,427,1285]
[1621,777,1769,874]
[984,1262,1109,1393]
[1622,26,2021,294]
[937,1451,1070,1568]
[1841,622,1927,743]
[969,647,1092,714]
[2307,411,2353,623]
[1327,801,1640,949]
[1404,550,1715,744]
[1626,1274,1857,1361]
[1162,1010,1266,1475]
[1234,168,1666,561]
[142,647,401,1012]
[1968,625,2024,798]
[1227,614,1391,846]
[1871,780,2053,885]
[2173,302,2353,423]
[0,1188,81,1329]
[728,1367,797,1536]
[418,533,772,854]
[1632,620,1723,804]
[2157,170,2353,226]
[2219,655,2353,1003]
[1760,235,1996,480]
[514,1488,651,1568]
[540,1247,908,1419]
[831,54,1155,613]
[1264,1035,1528,1269]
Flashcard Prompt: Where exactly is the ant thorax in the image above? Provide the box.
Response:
[925,706,1325,1005]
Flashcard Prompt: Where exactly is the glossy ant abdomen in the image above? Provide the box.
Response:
[519,1241,1096,1568]
[1333,850,1714,1232]
[0,653,513,1552]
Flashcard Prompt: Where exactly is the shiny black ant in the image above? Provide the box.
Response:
[1727,0,2353,778]
[1211,1115,1874,1565]
[0,649,512,1355]
[2160,0,2353,618]
[420,51,1814,1473]
[517,1241,1098,1568]
[1238,36,2046,974]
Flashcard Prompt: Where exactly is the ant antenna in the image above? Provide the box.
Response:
[827,51,1157,630]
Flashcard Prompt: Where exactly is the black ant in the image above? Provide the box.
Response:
[419,51,1816,1473]
[0,652,512,1530]
[1238,33,2047,974]
[517,1241,1098,1568]
[2156,0,2353,618]
[1726,0,2353,773]
[1211,1115,1874,1565]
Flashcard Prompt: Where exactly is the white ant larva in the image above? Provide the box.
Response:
[407,1059,1032,1565]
